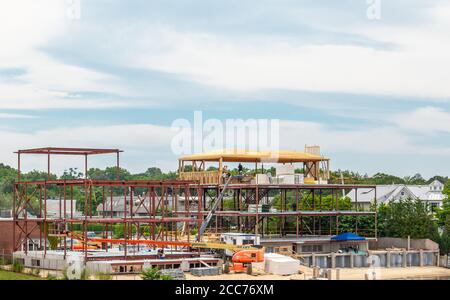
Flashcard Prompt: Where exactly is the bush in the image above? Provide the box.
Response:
[160,274,174,280]
[141,267,173,280]
[141,267,161,280]
[80,269,89,280]
[12,260,24,273]
[438,234,450,254]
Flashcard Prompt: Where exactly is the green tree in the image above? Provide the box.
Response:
[436,179,450,227]
[61,168,83,179]
[404,173,427,185]
[379,198,439,240]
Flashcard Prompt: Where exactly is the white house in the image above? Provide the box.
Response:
[346,180,447,210]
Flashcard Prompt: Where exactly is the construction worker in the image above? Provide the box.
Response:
[238,163,243,175]
[222,166,230,183]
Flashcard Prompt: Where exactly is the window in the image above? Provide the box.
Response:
[340,244,360,252]
[242,239,253,245]
[301,245,323,253]
[31,259,40,267]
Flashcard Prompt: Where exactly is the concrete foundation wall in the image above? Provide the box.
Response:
[371,237,439,251]
[86,262,113,274]
[13,252,68,270]
[299,250,439,269]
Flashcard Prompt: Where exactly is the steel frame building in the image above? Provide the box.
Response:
[13,148,202,261]
[13,147,377,262]
[188,183,377,238]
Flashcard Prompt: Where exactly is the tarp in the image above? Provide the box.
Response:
[331,232,365,241]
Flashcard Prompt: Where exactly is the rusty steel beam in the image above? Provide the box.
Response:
[15,147,123,155]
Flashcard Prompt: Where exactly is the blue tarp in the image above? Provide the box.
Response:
[331,232,365,241]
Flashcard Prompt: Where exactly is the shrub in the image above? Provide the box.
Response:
[141,267,172,280]
[160,273,174,280]
[438,234,450,254]
[141,267,161,280]
[12,259,24,273]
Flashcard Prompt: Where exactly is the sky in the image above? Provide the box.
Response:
[1,0,450,178]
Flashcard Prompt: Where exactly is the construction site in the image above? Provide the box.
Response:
[9,146,441,279]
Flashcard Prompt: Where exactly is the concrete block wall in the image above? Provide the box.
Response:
[299,250,439,269]
[13,252,68,270]
[373,237,439,251]
[86,262,113,274]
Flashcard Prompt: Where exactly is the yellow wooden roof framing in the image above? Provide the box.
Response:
[179,149,328,163]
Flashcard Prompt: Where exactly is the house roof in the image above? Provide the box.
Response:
[96,195,195,212]
[179,149,328,163]
[45,199,81,216]
[346,182,447,204]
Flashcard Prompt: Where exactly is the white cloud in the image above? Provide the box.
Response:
[278,120,450,156]
[3,1,450,111]
[0,82,134,109]
[392,106,450,134]
[0,124,175,174]
[0,113,35,119]
[0,0,131,109]
[111,4,450,100]
[0,1,65,63]
[1,118,449,177]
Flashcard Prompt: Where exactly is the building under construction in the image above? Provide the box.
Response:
[12,146,378,274]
